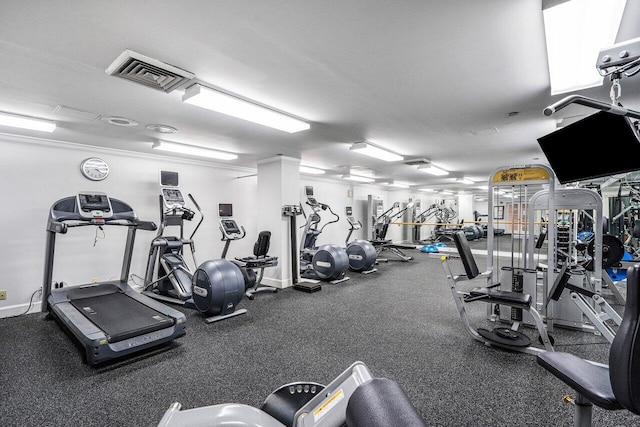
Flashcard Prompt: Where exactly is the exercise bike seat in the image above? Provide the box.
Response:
[346,378,426,427]
[468,287,532,308]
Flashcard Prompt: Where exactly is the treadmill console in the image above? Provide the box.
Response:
[76,192,113,219]
[162,188,185,209]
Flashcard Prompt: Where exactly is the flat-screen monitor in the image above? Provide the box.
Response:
[160,170,179,187]
[305,186,314,196]
[346,206,353,216]
[218,203,233,217]
[537,111,640,184]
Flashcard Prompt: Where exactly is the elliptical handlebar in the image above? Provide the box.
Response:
[187,193,204,240]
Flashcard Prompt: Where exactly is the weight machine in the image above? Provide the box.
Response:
[370,201,415,262]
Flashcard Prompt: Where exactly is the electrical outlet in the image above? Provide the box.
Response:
[0,290,6,300]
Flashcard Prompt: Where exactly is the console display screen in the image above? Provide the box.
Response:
[218,203,233,217]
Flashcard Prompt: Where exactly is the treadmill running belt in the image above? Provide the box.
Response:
[69,292,175,343]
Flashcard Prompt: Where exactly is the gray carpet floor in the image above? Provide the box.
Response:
[1,239,637,426]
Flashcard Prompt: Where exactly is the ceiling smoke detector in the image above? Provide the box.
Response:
[105,49,195,93]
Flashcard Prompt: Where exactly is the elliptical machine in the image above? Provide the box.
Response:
[143,171,247,324]
[344,206,378,274]
[299,186,350,285]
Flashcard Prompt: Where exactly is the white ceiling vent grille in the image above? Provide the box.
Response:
[105,49,195,93]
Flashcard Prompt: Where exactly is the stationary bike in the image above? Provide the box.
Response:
[344,206,377,274]
[299,186,350,284]
[143,177,247,324]
[218,203,279,299]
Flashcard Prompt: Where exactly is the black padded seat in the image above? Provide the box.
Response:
[537,264,640,424]
[537,352,621,410]
[346,378,427,427]
[469,287,532,307]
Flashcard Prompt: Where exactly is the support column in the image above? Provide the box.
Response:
[256,156,300,288]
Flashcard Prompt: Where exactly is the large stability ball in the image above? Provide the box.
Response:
[313,244,349,280]
[192,259,245,316]
[346,239,377,272]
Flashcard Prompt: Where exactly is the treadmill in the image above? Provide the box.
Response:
[42,192,187,365]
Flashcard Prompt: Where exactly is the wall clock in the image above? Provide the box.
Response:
[80,157,110,181]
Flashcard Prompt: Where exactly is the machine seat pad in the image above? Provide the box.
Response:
[469,287,531,307]
[346,378,426,427]
[537,351,622,410]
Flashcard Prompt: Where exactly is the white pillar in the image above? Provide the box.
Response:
[256,156,300,288]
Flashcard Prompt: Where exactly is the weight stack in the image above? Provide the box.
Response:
[499,267,538,326]
[557,225,571,263]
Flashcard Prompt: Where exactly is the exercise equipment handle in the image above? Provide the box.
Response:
[543,95,640,119]
[187,193,204,240]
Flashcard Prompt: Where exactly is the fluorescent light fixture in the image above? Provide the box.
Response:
[457,178,475,185]
[342,174,375,183]
[182,84,310,133]
[418,163,449,176]
[300,165,325,175]
[152,140,238,160]
[543,0,627,95]
[441,190,454,195]
[419,188,436,192]
[0,111,56,132]
[349,141,404,162]
[388,182,410,189]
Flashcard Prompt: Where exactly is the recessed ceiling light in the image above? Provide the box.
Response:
[101,116,139,127]
[146,124,178,134]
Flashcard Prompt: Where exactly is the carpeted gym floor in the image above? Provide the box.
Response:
[0,238,635,426]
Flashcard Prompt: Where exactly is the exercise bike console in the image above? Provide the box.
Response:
[220,219,245,240]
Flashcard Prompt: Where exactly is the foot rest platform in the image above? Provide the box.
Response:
[467,287,531,307]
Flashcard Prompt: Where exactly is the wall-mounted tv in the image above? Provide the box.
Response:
[537,111,640,184]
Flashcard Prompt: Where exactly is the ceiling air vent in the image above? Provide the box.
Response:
[105,49,195,93]
[403,158,431,166]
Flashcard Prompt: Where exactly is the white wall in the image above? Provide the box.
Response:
[0,134,259,317]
